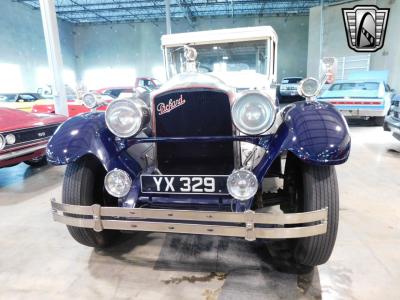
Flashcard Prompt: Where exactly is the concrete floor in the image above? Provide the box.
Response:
[0,125,399,300]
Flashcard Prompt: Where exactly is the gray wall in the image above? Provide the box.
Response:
[74,15,309,83]
[308,0,400,89]
[0,0,76,91]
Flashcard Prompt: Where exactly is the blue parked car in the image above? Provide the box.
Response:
[48,26,351,268]
[318,78,393,125]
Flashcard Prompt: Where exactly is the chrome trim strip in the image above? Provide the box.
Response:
[53,214,326,240]
[3,138,49,151]
[51,199,328,241]
[0,123,61,135]
[0,144,46,161]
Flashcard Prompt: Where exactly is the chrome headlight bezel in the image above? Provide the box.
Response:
[227,169,259,201]
[0,134,5,150]
[5,134,16,145]
[105,98,150,138]
[104,168,132,198]
[297,77,320,98]
[231,92,276,135]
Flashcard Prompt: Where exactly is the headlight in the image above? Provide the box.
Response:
[82,93,102,109]
[0,134,5,150]
[297,77,320,98]
[105,99,150,138]
[231,92,276,135]
[104,169,132,197]
[227,169,258,201]
[5,134,16,145]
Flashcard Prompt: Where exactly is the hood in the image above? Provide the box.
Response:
[154,72,234,97]
[0,108,67,132]
[210,71,269,90]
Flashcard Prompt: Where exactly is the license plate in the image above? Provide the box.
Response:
[140,175,229,195]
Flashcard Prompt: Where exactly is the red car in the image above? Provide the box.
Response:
[95,78,160,97]
[32,78,160,117]
[32,98,109,117]
[94,86,133,99]
[0,108,66,168]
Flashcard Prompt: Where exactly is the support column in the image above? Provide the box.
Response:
[165,0,172,34]
[39,0,68,116]
[319,0,324,62]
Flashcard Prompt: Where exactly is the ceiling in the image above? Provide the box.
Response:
[15,0,346,25]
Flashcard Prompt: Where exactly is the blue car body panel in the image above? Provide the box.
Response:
[47,101,350,211]
[46,113,142,177]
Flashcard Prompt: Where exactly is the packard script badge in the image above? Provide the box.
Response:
[157,95,186,115]
[342,5,389,52]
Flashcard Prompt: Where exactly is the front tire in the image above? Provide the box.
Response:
[62,156,120,248]
[284,154,339,266]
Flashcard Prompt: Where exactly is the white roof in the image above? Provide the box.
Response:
[161,26,278,47]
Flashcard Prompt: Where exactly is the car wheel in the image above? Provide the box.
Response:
[62,155,121,248]
[24,156,47,167]
[283,154,339,266]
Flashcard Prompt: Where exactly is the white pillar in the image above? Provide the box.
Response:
[39,0,68,116]
[165,0,172,34]
[319,0,324,61]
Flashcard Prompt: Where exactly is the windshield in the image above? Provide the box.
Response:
[165,40,270,77]
[329,82,380,91]
[0,94,17,102]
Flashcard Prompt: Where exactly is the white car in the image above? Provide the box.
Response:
[279,77,303,97]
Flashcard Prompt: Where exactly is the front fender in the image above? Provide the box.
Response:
[46,113,141,175]
[284,101,351,164]
[254,101,351,181]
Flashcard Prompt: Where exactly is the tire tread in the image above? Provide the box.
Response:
[296,163,339,266]
[62,156,118,248]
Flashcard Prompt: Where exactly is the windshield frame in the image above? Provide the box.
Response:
[163,38,277,82]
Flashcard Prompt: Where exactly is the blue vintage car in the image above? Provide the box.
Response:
[318,74,393,125]
[48,26,351,268]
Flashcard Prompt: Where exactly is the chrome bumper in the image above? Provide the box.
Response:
[51,199,328,241]
[0,144,46,161]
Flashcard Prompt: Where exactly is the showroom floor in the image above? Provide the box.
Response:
[0,125,399,300]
